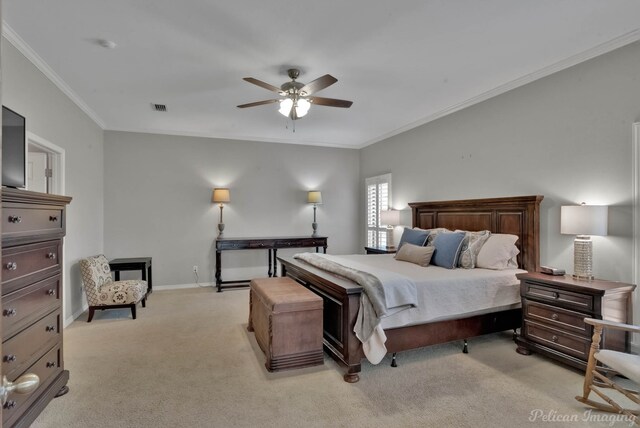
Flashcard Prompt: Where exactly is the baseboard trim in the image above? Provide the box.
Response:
[154,282,215,291]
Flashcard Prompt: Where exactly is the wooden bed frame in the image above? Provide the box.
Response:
[278,195,543,382]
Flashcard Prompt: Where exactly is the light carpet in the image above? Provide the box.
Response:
[31,287,635,427]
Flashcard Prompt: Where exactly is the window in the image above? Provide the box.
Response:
[366,173,392,247]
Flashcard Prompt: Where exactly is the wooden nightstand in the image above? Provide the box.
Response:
[364,245,396,254]
[515,272,636,370]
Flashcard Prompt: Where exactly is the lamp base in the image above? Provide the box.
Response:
[311,222,318,237]
[573,236,593,281]
[218,222,225,238]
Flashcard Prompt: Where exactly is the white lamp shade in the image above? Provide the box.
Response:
[561,205,608,236]
[307,191,322,204]
[212,188,230,203]
[380,209,400,226]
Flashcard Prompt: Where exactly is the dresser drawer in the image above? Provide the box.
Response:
[523,300,590,337]
[2,345,62,426]
[523,320,590,360]
[2,206,64,240]
[2,240,61,293]
[3,310,60,380]
[2,275,60,339]
[522,281,594,312]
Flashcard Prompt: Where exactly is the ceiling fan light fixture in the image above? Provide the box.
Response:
[296,98,311,117]
[278,98,293,117]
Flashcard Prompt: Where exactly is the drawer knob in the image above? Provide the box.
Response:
[551,313,559,321]
[49,215,58,222]
[5,262,17,271]
[46,362,56,368]
[3,309,17,317]
[8,215,21,224]
[4,400,16,409]
[47,289,56,296]
[47,252,57,260]
[4,355,16,363]
[551,335,559,343]
[46,325,56,332]
[553,292,559,299]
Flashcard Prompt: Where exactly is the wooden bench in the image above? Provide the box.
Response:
[248,277,323,372]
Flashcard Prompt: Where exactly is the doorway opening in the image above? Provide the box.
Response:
[26,131,65,195]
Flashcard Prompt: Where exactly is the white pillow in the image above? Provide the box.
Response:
[476,234,520,270]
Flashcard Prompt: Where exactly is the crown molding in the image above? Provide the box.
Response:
[359,28,640,149]
[2,22,106,129]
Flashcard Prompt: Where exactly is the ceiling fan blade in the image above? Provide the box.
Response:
[308,96,353,108]
[237,99,280,108]
[299,74,337,95]
[243,77,283,93]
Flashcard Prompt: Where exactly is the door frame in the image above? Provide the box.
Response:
[633,122,639,353]
[26,131,65,195]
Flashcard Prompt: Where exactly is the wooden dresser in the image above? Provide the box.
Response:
[515,272,635,370]
[1,189,71,427]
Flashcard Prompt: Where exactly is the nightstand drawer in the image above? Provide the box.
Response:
[524,320,590,360]
[523,281,594,312]
[523,300,590,337]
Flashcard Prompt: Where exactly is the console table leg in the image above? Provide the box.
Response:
[215,251,222,292]
[268,250,272,277]
[272,249,278,277]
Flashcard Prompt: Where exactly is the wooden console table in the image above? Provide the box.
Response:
[215,236,327,292]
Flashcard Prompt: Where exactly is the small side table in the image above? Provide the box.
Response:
[109,257,153,295]
[364,245,396,255]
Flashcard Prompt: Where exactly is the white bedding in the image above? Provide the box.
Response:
[332,254,524,330]
[312,254,524,363]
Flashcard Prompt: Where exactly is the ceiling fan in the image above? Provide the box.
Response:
[237,68,353,120]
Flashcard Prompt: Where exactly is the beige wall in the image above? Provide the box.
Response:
[103,131,360,286]
[1,38,105,324]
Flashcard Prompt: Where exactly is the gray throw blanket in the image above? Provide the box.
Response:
[294,253,417,344]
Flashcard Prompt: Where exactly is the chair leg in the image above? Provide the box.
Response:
[131,304,137,320]
[141,297,146,308]
[87,307,95,323]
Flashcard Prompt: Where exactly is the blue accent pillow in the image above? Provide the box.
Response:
[397,227,429,249]
[432,231,466,269]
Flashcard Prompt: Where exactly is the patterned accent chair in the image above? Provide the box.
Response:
[79,255,148,322]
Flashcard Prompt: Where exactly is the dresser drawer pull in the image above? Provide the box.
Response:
[553,292,560,299]
[47,252,57,260]
[3,309,17,317]
[8,215,22,224]
[46,289,56,296]
[49,215,58,222]
[4,400,16,409]
[5,262,17,271]
[4,355,16,363]
[551,313,559,321]
[551,335,559,343]
[46,362,56,368]
[46,325,56,332]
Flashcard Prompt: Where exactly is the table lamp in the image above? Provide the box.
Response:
[212,188,230,237]
[307,191,322,237]
[560,203,608,280]
[380,209,401,249]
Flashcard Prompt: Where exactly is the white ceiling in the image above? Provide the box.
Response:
[4,1,640,149]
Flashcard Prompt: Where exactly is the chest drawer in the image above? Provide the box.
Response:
[3,310,60,380]
[523,300,590,337]
[522,281,594,312]
[3,345,62,427]
[2,206,63,239]
[523,320,590,360]
[2,274,60,339]
[2,240,61,294]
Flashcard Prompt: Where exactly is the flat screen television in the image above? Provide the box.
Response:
[2,106,26,188]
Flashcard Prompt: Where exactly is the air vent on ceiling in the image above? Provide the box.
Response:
[151,103,167,112]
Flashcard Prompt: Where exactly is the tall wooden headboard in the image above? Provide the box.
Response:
[409,195,543,272]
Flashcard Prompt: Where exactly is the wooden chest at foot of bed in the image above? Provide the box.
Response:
[248,277,324,371]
